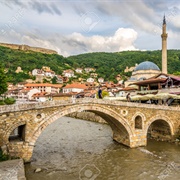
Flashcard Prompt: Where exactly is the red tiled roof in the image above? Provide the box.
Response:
[63,69,74,73]
[132,78,166,85]
[63,83,88,89]
[149,73,180,80]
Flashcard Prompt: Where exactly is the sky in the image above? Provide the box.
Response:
[0,0,179,57]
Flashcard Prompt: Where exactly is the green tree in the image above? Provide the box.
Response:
[0,64,7,96]
[102,91,109,98]
[52,76,57,84]
[173,71,180,75]
[96,91,109,98]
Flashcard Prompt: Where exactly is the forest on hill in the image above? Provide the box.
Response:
[68,50,180,77]
[0,45,180,84]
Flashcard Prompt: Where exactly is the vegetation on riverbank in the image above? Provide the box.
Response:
[0,98,16,105]
[0,63,7,95]
[0,149,9,161]
[0,148,20,162]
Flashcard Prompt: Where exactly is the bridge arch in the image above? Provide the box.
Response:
[145,115,174,140]
[29,104,134,150]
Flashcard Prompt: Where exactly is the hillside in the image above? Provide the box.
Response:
[67,50,180,80]
[0,46,69,83]
[0,45,180,84]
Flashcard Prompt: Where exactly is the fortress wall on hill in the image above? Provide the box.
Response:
[0,43,57,54]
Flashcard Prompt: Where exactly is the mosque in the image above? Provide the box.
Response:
[125,16,168,87]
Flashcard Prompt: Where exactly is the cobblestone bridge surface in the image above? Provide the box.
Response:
[0,98,180,162]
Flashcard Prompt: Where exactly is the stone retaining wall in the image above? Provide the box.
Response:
[68,112,107,124]
[0,159,26,180]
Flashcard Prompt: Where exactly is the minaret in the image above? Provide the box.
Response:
[161,15,168,74]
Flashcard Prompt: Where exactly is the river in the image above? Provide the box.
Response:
[25,117,180,180]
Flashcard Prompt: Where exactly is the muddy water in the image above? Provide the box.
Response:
[25,117,180,180]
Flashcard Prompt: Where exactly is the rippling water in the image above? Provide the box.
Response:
[25,117,180,180]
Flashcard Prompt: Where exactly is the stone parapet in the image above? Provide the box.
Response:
[0,99,180,114]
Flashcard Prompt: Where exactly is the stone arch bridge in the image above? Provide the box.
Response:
[0,99,180,162]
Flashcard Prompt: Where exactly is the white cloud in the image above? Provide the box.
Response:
[170,15,180,29]
[63,28,138,55]
[0,27,138,57]
[0,0,179,56]
[0,29,63,55]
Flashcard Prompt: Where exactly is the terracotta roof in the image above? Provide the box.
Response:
[149,73,180,80]
[132,78,166,85]
[52,84,63,88]
[170,76,180,81]
[63,69,74,73]
[63,83,88,89]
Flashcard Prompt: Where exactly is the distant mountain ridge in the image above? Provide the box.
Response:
[0,42,57,54]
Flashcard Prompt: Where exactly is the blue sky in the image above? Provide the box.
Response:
[0,0,179,56]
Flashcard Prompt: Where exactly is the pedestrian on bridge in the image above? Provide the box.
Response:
[98,87,103,99]
[126,93,131,102]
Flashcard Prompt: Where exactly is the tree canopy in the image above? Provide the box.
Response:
[0,64,7,95]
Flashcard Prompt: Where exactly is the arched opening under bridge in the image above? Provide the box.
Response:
[27,105,134,162]
[147,119,173,142]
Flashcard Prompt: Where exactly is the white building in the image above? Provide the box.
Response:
[44,70,55,78]
[84,67,95,73]
[32,69,44,76]
[98,77,104,83]
[32,92,48,102]
[63,70,74,78]
[75,68,83,74]
[56,75,64,84]
[90,73,98,78]
[62,83,87,93]
[27,88,41,100]
[87,77,94,83]
[25,83,62,94]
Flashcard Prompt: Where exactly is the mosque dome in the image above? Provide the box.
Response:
[134,61,160,71]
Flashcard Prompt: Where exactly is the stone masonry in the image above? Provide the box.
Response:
[0,99,180,162]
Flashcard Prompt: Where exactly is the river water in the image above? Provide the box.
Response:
[25,117,180,180]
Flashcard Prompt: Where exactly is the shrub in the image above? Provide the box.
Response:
[0,100,5,105]
[4,98,16,105]
[0,149,9,161]
[0,148,19,161]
